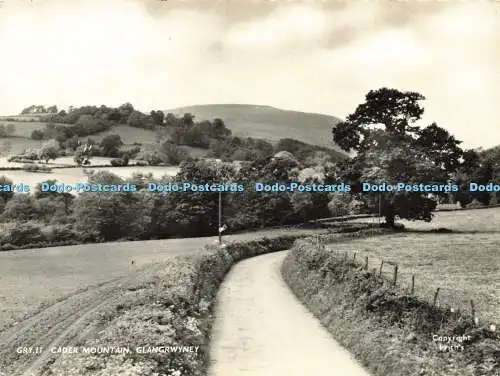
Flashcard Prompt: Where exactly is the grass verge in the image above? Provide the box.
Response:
[281,236,500,376]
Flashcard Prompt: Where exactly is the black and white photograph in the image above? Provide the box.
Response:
[0,0,498,375]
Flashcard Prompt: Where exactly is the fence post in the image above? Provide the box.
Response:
[470,300,476,324]
[353,252,357,262]
[411,275,415,295]
[392,264,398,286]
[365,256,368,270]
[379,260,384,277]
[433,288,440,306]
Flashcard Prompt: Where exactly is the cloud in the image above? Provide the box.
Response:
[0,0,498,148]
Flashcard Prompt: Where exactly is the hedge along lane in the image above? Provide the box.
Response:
[208,251,371,376]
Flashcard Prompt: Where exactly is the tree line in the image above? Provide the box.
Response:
[0,154,344,250]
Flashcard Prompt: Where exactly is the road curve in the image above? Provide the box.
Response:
[208,251,371,376]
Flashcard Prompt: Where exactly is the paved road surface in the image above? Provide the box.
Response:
[208,251,371,376]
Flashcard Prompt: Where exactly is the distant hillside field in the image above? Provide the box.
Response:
[167,104,344,151]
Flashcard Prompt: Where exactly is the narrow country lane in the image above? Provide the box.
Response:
[208,251,371,376]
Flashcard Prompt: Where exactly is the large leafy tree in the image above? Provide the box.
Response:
[73,171,150,241]
[99,134,122,157]
[333,88,464,226]
[453,146,500,206]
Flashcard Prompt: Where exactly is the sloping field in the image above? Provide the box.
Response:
[400,207,500,233]
[332,209,500,323]
[0,138,44,156]
[168,104,344,151]
[0,121,46,138]
[79,125,158,144]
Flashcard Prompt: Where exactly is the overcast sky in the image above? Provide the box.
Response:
[0,0,499,149]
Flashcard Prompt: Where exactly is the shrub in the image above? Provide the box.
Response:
[2,194,41,221]
[110,158,129,167]
[488,194,498,206]
[466,199,485,209]
[348,198,365,215]
[327,193,351,217]
[21,163,52,172]
[41,224,78,243]
[30,129,45,140]
[1,221,45,246]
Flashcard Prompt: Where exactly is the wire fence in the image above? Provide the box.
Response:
[305,233,498,329]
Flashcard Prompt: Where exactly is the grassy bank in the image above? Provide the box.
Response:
[281,236,499,376]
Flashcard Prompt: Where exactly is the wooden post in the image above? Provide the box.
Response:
[344,251,348,261]
[392,264,398,286]
[353,252,357,262]
[433,288,440,306]
[379,260,384,277]
[411,275,415,295]
[365,256,368,270]
[470,300,476,323]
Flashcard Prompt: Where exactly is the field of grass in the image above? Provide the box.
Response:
[327,232,500,323]
[337,208,500,323]
[353,206,500,233]
[0,114,53,121]
[0,121,46,138]
[81,125,159,144]
[0,137,44,157]
[0,237,208,332]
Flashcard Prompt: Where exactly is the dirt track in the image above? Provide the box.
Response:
[208,251,371,376]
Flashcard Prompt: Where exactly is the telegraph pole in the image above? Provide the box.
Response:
[378,193,381,226]
[218,190,222,245]
[215,159,227,246]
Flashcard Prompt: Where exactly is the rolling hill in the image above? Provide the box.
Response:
[0,104,348,161]
[167,104,344,152]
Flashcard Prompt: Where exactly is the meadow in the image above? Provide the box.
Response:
[354,206,500,233]
[335,207,500,323]
[0,138,44,157]
[76,125,159,144]
[0,121,46,138]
